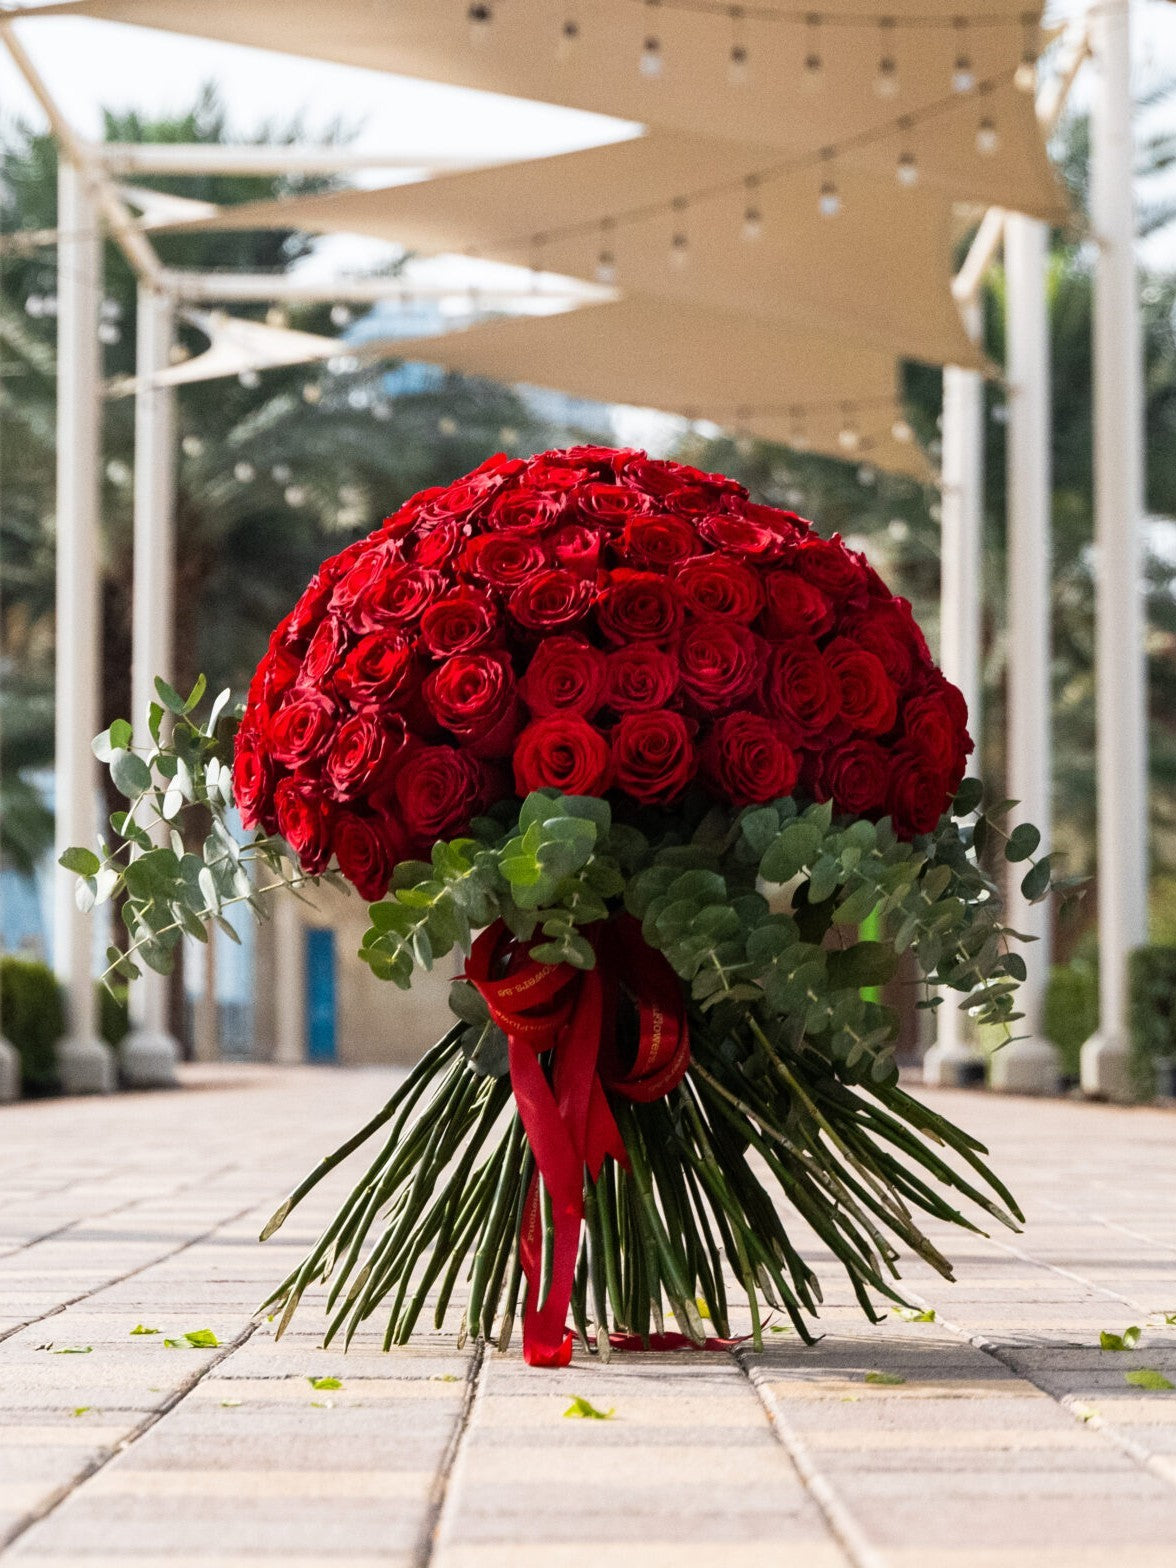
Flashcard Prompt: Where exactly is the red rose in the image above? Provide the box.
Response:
[394,746,487,843]
[550,523,603,578]
[623,455,744,513]
[411,521,468,569]
[603,645,680,712]
[759,571,835,641]
[509,568,595,633]
[824,740,890,816]
[789,536,869,603]
[328,545,398,621]
[838,599,927,686]
[887,745,950,837]
[572,481,651,527]
[419,588,498,658]
[232,723,274,831]
[250,634,300,708]
[676,557,763,623]
[903,678,972,783]
[334,631,417,709]
[269,692,336,770]
[696,510,788,560]
[418,455,524,522]
[348,564,445,633]
[518,637,606,717]
[325,712,411,802]
[612,709,696,806]
[619,514,700,569]
[761,640,841,738]
[423,653,519,757]
[461,531,549,588]
[332,810,402,902]
[274,777,333,875]
[701,711,799,807]
[285,576,335,644]
[741,501,809,541]
[826,639,898,736]
[486,485,565,534]
[678,618,763,712]
[513,715,613,797]
[595,570,683,645]
[302,615,353,686]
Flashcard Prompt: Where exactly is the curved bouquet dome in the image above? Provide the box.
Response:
[235,447,971,900]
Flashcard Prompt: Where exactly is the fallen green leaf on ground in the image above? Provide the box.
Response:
[70,1407,91,1417]
[307,1376,342,1390]
[865,1370,906,1385]
[893,1307,936,1323]
[433,1373,459,1382]
[563,1395,615,1420]
[129,1325,160,1336]
[1124,1369,1174,1391]
[181,1329,219,1348]
[770,1325,791,1334]
[220,1399,243,1408]
[51,1346,92,1355]
[1100,1326,1141,1352]
[310,1400,333,1408]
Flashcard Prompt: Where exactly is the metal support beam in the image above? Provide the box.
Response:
[992,213,1061,1094]
[1082,0,1148,1100]
[94,144,488,177]
[924,298,987,1090]
[162,270,595,307]
[53,160,114,1094]
[121,284,181,1087]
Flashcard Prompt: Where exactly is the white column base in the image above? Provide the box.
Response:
[58,1036,116,1095]
[119,1026,180,1089]
[922,1040,987,1089]
[989,1036,1062,1095]
[1080,1031,1135,1101]
[0,1036,20,1103]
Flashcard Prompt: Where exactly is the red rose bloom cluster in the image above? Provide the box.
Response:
[235,447,971,900]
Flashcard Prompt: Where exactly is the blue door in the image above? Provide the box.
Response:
[305,927,337,1062]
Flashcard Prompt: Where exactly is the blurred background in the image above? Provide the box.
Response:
[1,0,1175,1099]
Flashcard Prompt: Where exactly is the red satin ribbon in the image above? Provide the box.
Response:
[466,914,690,1367]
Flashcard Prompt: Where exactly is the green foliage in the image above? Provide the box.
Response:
[0,956,63,1091]
[1043,963,1099,1079]
[1129,945,1176,1096]
[1100,1326,1141,1352]
[98,983,129,1050]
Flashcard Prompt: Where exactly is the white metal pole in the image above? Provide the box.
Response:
[992,214,1060,1094]
[53,159,114,1093]
[272,897,306,1064]
[121,283,181,1087]
[1082,0,1148,1099]
[924,298,987,1088]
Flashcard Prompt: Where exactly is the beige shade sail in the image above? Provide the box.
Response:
[108,310,339,394]
[156,130,984,369]
[57,0,1067,220]
[362,295,930,480]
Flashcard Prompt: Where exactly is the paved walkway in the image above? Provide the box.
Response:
[1,1067,1175,1567]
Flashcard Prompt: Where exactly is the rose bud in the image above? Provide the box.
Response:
[332,810,403,902]
[509,568,596,633]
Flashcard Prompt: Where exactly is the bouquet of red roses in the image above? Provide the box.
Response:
[69,447,1061,1368]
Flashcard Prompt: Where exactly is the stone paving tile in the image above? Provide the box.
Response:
[3,1069,1176,1565]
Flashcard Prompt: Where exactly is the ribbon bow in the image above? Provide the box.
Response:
[466,914,690,1367]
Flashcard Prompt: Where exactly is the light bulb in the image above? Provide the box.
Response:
[558,18,579,58]
[818,179,841,218]
[438,416,458,436]
[329,303,353,327]
[237,368,261,389]
[24,294,43,317]
[670,230,689,267]
[857,464,877,486]
[467,3,492,44]
[640,36,662,77]
[100,297,122,322]
[284,484,307,508]
[234,461,255,483]
[729,42,748,84]
[595,248,617,284]
[182,435,204,458]
[98,322,121,345]
[890,418,914,443]
[874,56,898,98]
[838,421,860,452]
[271,464,292,483]
[802,51,823,90]
[302,382,322,404]
[896,150,919,188]
[742,204,763,240]
[976,117,999,155]
[1015,58,1036,93]
[952,54,974,93]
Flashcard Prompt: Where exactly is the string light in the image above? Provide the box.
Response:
[271,464,292,483]
[234,461,256,483]
[669,197,689,266]
[975,116,999,155]
[237,368,260,389]
[788,406,810,451]
[641,3,664,76]
[558,16,579,57]
[874,18,898,99]
[1015,13,1036,92]
[818,154,840,217]
[952,20,975,93]
[891,418,914,443]
[98,321,120,345]
[728,6,748,84]
[265,305,288,329]
[302,382,323,404]
[596,219,617,283]
[329,303,353,327]
[284,484,307,508]
[896,149,919,188]
[838,407,861,452]
[802,13,823,90]
[467,3,493,44]
[181,435,204,457]
[742,176,763,240]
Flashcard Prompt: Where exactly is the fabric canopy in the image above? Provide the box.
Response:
[362,296,930,480]
[155,130,984,369]
[56,0,1066,220]
[109,311,339,394]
